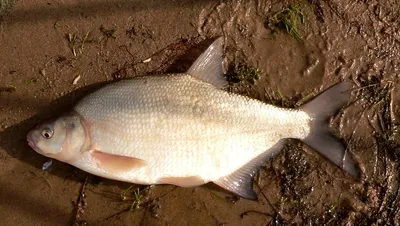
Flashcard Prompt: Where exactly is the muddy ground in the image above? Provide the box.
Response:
[1,0,399,225]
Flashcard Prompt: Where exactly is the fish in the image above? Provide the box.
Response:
[27,37,358,200]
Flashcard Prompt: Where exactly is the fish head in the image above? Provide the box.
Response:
[27,113,87,163]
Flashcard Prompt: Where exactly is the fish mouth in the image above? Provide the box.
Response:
[27,131,38,150]
[27,134,44,155]
[27,137,35,148]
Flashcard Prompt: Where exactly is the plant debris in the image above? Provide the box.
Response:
[142,58,152,63]
[100,25,116,39]
[226,61,260,85]
[24,78,37,84]
[266,2,306,40]
[0,84,16,93]
[120,185,146,211]
[66,31,90,57]
[72,75,81,85]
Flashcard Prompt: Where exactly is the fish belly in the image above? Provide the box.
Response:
[74,74,310,183]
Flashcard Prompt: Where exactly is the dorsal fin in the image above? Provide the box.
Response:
[187,37,228,88]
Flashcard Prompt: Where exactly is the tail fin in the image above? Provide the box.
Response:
[300,82,359,177]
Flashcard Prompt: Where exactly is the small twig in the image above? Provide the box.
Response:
[119,45,135,61]
[42,174,53,188]
[203,186,226,201]
[71,176,89,224]
[240,210,274,219]
[105,206,131,221]
[139,205,150,226]
[254,182,282,218]
[30,171,52,188]
[349,83,379,92]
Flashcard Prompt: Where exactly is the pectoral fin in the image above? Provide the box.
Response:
[91,150,146,173]
[158,176,205,187]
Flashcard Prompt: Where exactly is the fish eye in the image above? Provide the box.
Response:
[41,128,54,139]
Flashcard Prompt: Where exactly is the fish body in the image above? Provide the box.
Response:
[27,38,358,199]
[73,74,309,183]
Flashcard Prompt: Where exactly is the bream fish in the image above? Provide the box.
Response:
[27,38,358,199]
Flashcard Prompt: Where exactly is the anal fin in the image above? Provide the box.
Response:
[91,150,146,173]
[158,176,205,187]
[214,140,285,200]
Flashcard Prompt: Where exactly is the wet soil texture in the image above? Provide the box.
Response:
[1,0,400,225]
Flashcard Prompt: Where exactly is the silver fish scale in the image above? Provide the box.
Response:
[74,74,310,183]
